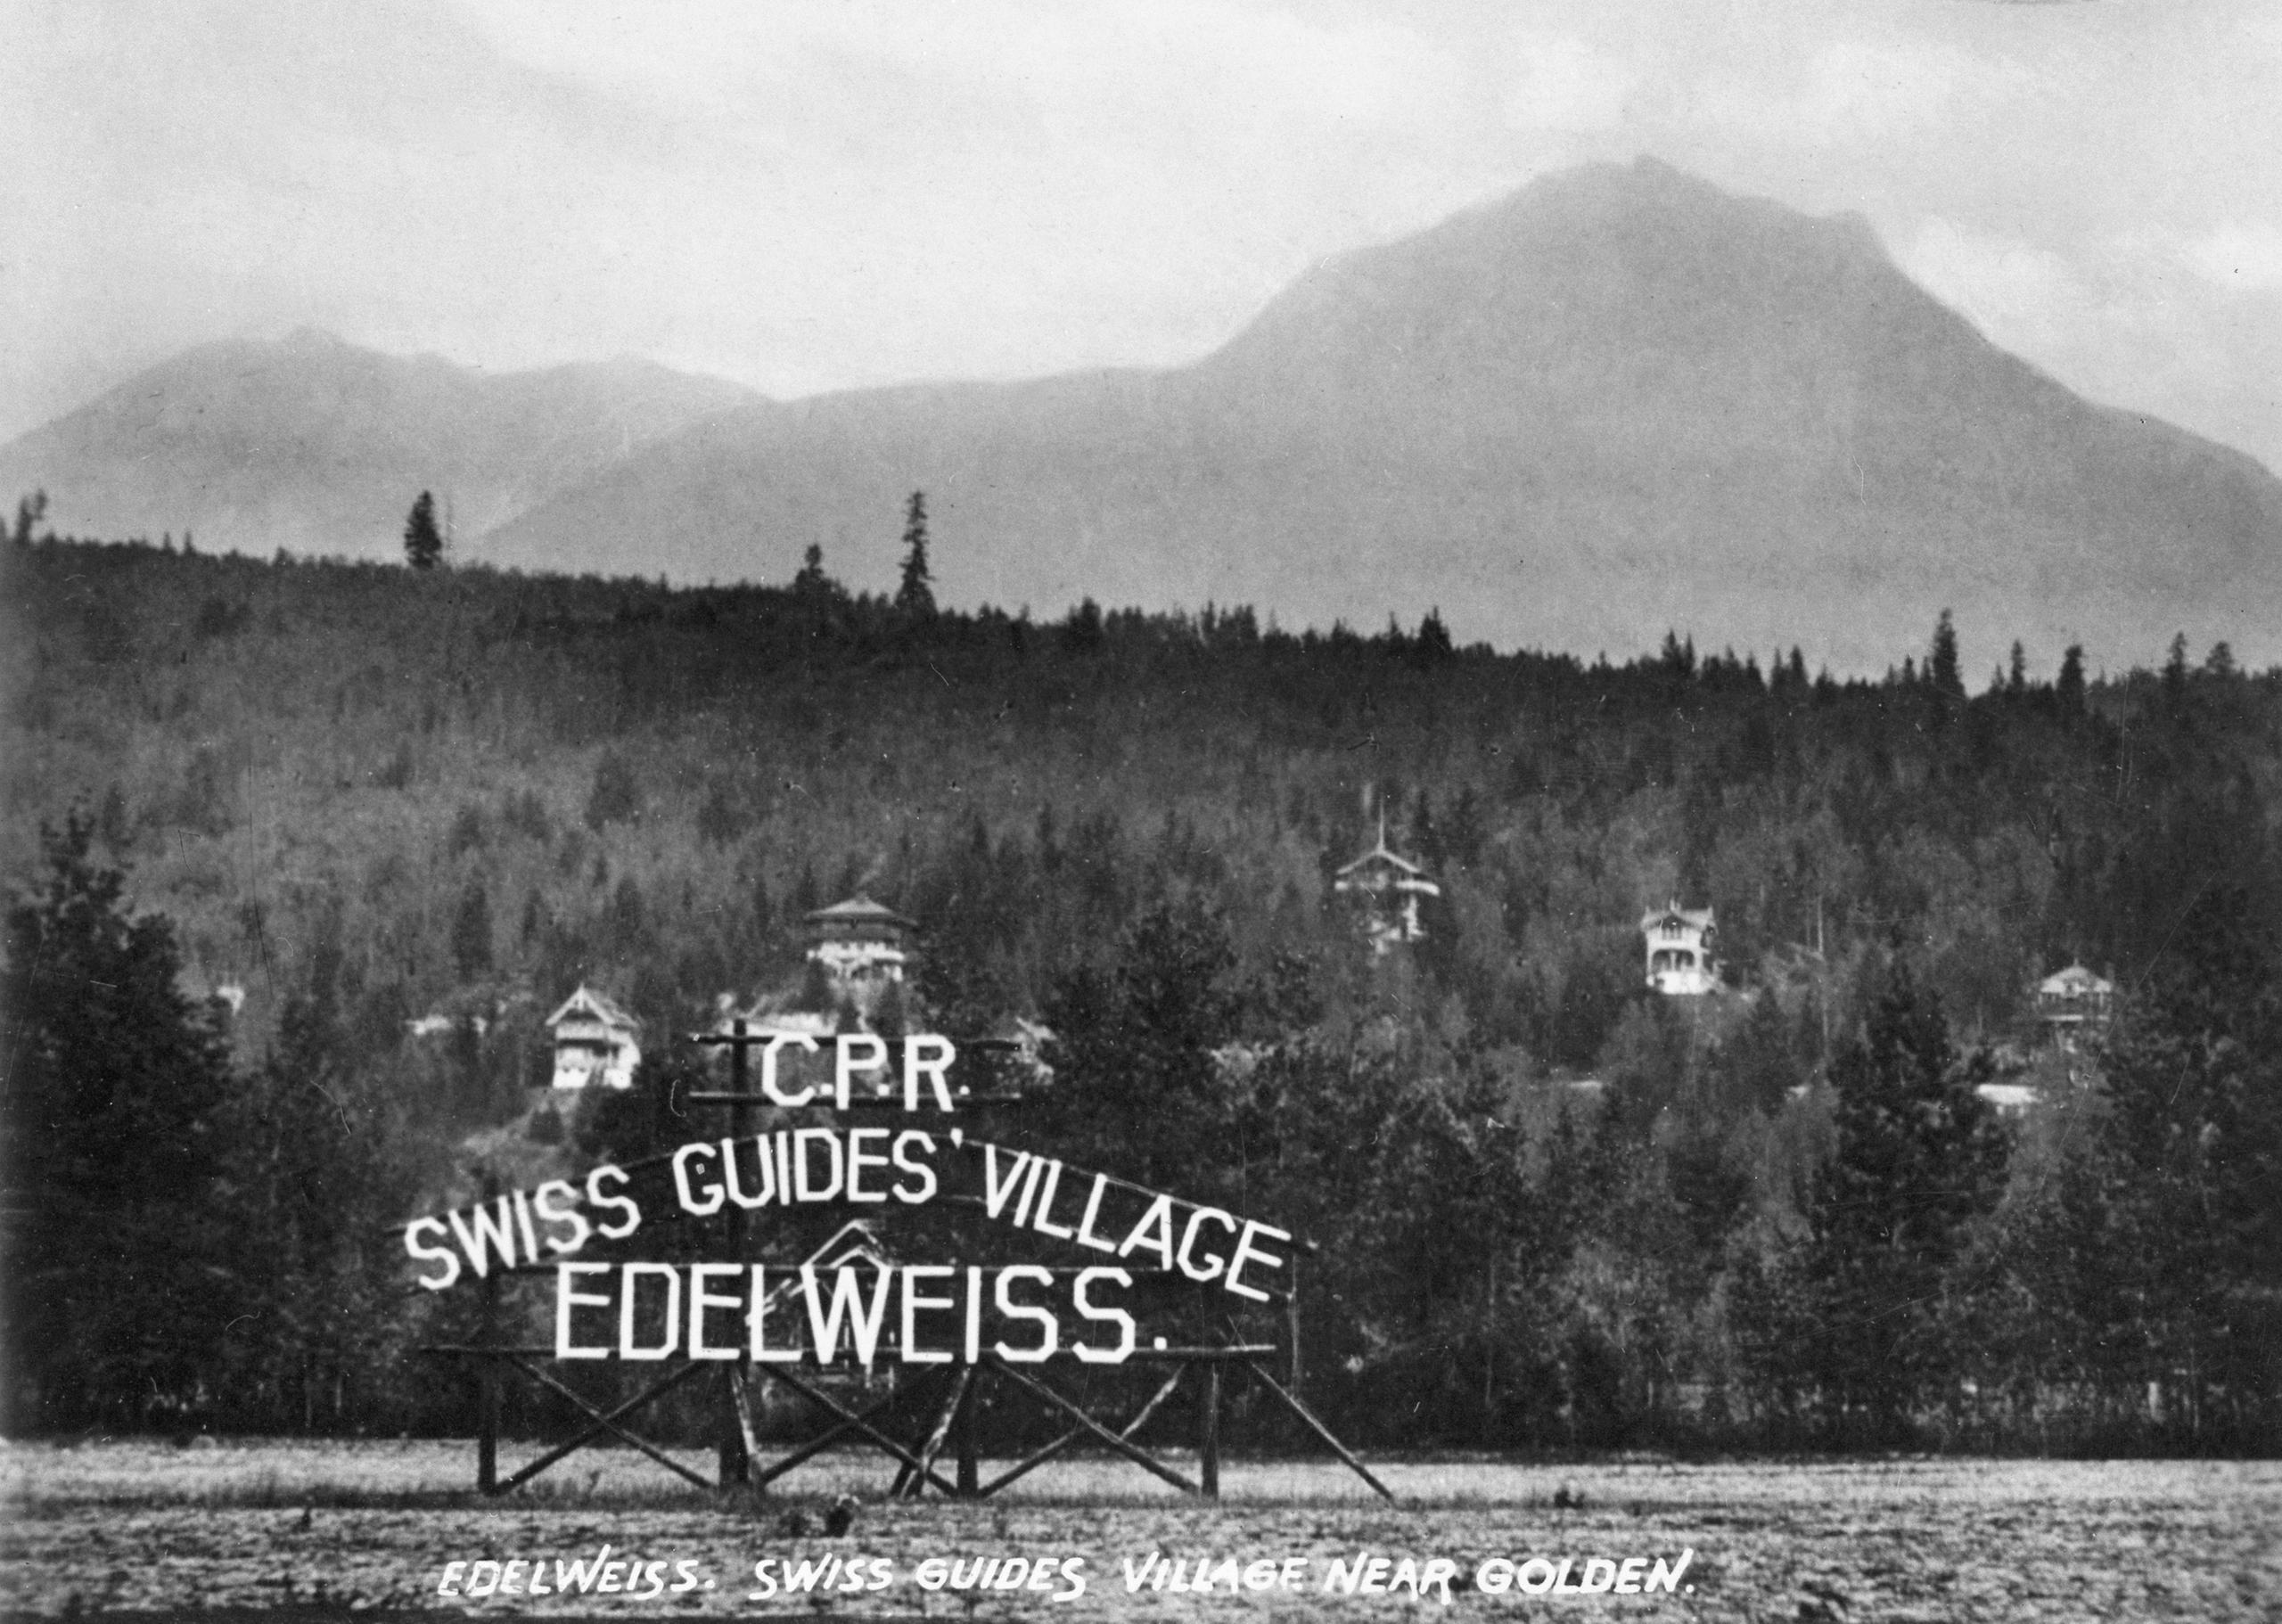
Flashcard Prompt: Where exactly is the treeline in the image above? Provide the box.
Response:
[2,529,2278,1449]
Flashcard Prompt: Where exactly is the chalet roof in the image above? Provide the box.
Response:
[2039,964,2114,997]
[1640,902,1716,932]
[546,983,638,1031]
[1335,808,1436,884]
[1336,837,1426,880]
[804,894,917,931]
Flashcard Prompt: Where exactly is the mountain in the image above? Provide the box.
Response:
[486,159,2282,671]
[0,329,755,561]
[12,160,2282,669]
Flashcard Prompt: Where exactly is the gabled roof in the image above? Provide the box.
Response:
[804,894,917,930]
[2038,964,2114,997]
[546,983,638,1030]
[1336,810,1431,881]
[1336,840,1426,880]
[1640,902,1716,932]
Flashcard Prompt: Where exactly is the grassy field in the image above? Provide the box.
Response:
[4,1440,2278,1620]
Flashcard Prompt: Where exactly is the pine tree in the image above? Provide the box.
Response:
[2074,886,2282,1439]
[1928,609,1964,697]
[2163,631,2190,700]
[894,490,935,620]
[2,813,237,1429]
[792,542,842,601]
[2057,644,2087,715]
[228,958,411,1431]
[1038,898,1240,1190]
[1794,965,2002,1439]
[12,488,47,546]
[1062,596,1104,653]
[403,491,443,570]
[451,880,493,980]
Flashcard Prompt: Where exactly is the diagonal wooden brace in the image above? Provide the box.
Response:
[493,1357,715,1494]
[746,1381,915,1491]
[898,1366,973,1499]
[769,1365,963,1497]
[983,1357,1201,1497]
[1244,1361,1396,1502]
[977,1363,1186,1498]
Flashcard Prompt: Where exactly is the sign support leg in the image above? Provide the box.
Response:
[1200,1360,1222,1499]
[717,1020,752,1488]
[1244,1360,1395,1502]
[477,1256,500,1492]
[954,1368,979,1497]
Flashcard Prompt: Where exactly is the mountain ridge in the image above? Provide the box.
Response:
[486,159,2282,669]
[0,331,758,558]
[9,158,2280,670]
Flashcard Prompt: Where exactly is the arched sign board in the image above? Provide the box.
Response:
[406,1032,1389,1501]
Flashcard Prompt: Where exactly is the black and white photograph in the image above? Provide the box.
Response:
[4,2,2280,1618]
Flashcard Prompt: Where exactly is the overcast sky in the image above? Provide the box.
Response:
[6,0,2280,467]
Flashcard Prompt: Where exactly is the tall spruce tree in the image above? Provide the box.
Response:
[403,490,443,570]
[1928,609,1965,700]
[2057,644,2087,715]
[451,880,493,980]
[226,949,411,1431]
[1792,964,2002,1439]
[2081,887,2282,1440]
[894,490,936,620]
[792,541,843,602]
[1,813,236,1429]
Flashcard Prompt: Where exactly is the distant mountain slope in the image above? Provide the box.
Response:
[10,161,2280,669]
[488,159,2282,671]
[0,329,756,560]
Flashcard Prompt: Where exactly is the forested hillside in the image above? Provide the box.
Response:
[4,529,2278,1450]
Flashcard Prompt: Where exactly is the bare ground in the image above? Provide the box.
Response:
[4,1441,2278,1620]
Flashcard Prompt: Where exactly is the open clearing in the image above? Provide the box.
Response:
[4,1442,2278,1620]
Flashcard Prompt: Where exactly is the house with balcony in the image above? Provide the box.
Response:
[546,984,642,1089]
[1641,902,1719,996]
[1334,817,1441,955]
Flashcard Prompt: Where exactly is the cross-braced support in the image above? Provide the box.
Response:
[427,1341,1393,1503]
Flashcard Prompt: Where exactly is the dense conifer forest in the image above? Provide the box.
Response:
[4,521,2278,1452]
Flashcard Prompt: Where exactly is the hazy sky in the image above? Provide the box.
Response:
[7,0,2280,466]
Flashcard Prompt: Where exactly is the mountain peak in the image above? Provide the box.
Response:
[486,158,2282,670]
[9,160,2279,672]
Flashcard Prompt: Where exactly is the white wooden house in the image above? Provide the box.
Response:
[805,895,916,1014]
[1641,902,1719,995]
[2036,964,2114,1049]
[547,984,642,1089]
[709,895,920,1062]
[1333,818,1441,954]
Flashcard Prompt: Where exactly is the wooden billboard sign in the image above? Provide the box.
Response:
[410,1026,1391,1502]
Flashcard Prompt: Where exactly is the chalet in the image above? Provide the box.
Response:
[546,984,642,1090]
[711,894,922,1053]
[2037,964,2114,1050]
[1333,817,1441,954]
[1641,902,1718,996]
[804,895,918,1018]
